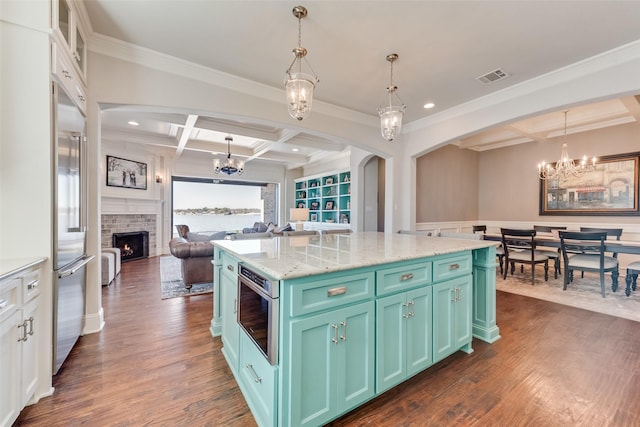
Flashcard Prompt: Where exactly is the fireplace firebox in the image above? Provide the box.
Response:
[112,231,149,262]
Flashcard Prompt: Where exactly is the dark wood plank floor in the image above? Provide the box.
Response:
[16,256,640,426]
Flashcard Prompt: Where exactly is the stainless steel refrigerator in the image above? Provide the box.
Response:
[52,81,93,374]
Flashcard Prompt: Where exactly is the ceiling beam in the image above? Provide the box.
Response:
[175,114,198,158]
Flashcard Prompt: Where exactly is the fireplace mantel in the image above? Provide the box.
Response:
[101,197,164,215]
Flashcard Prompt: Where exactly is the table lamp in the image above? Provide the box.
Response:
[290,208,309,231]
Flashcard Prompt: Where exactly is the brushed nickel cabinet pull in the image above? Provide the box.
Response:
[402,302,410,319]
[332,323,339,344]
[27,279,39,291]
[449,263,460,270]
[0,299,7,310]
[409,300,415,317]
[27,317,34,336]
[327,286,346,297]
[226,264,234,272]
[233,298,237,314]
[340,321,347,341]
[451,289,456,302]
[246,364,262,383]
[17,322,28,342]
[400,273,414,281]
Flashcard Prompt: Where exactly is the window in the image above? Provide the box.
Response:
[172,177,277,236]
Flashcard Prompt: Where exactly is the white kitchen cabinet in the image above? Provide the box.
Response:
[0,264,42,427]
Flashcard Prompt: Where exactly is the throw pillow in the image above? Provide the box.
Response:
[266,222,276,233]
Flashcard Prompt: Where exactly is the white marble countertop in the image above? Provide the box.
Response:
[0,257,47,281]
[213,231,497,280]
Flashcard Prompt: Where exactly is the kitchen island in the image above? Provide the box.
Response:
[211,232,500,427]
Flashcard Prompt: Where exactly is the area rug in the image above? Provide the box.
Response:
[160,255,213,299]
[496,266,640,322]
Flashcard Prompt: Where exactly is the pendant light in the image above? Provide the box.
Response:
[213,136,244,175]
[285,5,319,121]
[377,53,406,142]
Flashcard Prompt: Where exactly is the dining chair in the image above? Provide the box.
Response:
[474,225,505,275]
[578,227,623,282]
[558,230,619,298]
[533,225,567,278]
[500,228,550,285]
[624,261,640,296]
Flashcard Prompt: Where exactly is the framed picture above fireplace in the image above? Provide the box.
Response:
[106,155,148,190]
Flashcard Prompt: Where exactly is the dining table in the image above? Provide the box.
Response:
[484,232,640,296]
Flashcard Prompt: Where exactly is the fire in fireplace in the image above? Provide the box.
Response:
[112,231,149,262]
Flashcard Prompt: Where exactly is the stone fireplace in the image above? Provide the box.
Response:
[101,213,157,257]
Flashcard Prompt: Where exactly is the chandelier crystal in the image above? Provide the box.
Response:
[285,5,319,121]
[537,111,596,181]
[213,136,244,176]
[377,53,406,142]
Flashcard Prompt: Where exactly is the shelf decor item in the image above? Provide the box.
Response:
[325,200,334,210]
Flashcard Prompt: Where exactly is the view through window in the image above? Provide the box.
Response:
[172,177,275,236]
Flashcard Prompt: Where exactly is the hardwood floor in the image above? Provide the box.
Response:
[16,256,640,426]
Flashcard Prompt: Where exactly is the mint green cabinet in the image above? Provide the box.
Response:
[220,261,239,371]
[238,331,277,427]
[376,286,432,393]
[285,301,375,427]
[433,275,472,363]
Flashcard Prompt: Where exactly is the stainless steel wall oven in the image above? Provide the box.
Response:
[238,265,279,365]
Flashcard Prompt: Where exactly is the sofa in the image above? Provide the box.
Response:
[168,225,226,289]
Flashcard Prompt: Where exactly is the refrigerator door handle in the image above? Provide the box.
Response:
[58,255,95,279]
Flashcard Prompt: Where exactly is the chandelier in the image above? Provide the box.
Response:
[285,5,319,121]
[213,136,244,176]
[537,111,596,181]
[377,53,406,142]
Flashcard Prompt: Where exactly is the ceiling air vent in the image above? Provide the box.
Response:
[476,68,511,84]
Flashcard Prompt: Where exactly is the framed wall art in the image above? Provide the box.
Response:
[106,155,148,190]
[539,152,640,216]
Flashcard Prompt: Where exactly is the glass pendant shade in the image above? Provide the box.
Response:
[284,6,318,121]
[378,104,405,142]
[378,53,406,142]
[286,71,317,121]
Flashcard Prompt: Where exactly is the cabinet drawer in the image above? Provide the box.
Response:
[433,253,472,282]
[376,261,432,296]
[0,277,20,322]
[22,270,41,303]
[239,331,277,427]
[288,271,374,317]
[220,252,239,278]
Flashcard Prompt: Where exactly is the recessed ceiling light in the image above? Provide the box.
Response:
[128,121,139,126]
[292,148,299,152]
[423,102,435,109]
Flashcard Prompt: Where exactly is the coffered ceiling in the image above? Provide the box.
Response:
[85,1,640,166]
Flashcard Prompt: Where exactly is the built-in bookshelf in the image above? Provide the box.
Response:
[295,170,351,224]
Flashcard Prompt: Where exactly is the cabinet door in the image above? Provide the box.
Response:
[433,280,456,363]
[287,301,374,426]
[433,277,472,363]
[0,310,20,427]
[289,310,335,427]
[375,293,406,393]
[453,277,472,349]
[336,301,375,415]
[20,297,39,407]
[220,271,239,371]
[406,286,433,377]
